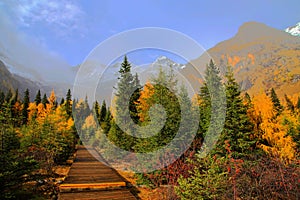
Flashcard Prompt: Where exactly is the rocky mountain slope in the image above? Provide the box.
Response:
[186,21,300,97]
[0,59,41,96]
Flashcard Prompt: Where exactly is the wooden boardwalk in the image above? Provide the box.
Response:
[59,146,137,200]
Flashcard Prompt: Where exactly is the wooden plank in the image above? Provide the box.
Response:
[59,189,137,200]
[58,145,137,200]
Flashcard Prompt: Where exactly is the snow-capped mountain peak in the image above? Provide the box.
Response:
[285,22,300,37]
[152,56,186,69]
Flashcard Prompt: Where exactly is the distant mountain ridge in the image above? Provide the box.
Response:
[0,59,41,96]
[2,21,299,100]
[0,59,68,99]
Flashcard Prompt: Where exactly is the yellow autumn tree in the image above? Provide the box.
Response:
[136,81,154,122]
[252,93,296,163]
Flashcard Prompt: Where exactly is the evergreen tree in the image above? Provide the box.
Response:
[244,92,251,106]
[94,100,101,123]
[60,97,65,105]
[65,89,72,118]
[284,94,295,113]
[42,93,49,108]
[270,88,283,114]
[219,66,255,158]
[100,100,107,122]
[102,107,112,135]
[34,90,41,105]
[130,73,141,124]
[297,96,300,110]
[108,56,138,151]
[134,67,181,153]
[22,89,30,125]
[198,60,225,153]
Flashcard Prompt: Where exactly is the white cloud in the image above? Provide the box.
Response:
[0,7,73,83]
[2,0,85,37]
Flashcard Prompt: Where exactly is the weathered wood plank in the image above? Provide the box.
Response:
[58,146,137,200]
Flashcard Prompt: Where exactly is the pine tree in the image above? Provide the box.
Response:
[297,96,300,110]
[35,90,41,105]
[94,100,101,123]
[198,60,225,153]
[270,88,283,114]
[134,67,181,152]
[130,73,141,124]
[60,98,65,105]
[108,56,137,151]
[284,94,295,113]
[219,67,255,158]
[65,89,72,118]
[100,100,107,122]
[22,89,30,125]
[42,93,49,108]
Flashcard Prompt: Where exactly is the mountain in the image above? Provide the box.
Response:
[187,21,300,97]
[152,56,186,69]
[285,22,300,37]
[0,59,67,99]
[0,59,42,96]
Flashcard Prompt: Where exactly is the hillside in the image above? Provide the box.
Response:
[0,59,41,96]
[188,21,300,97]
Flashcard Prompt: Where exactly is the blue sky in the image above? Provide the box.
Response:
[0,0,299,71]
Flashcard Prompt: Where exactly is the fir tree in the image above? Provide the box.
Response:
[35,90,41,105]
[22,89,30,125]
[220,66,255,158]
[284,94,295,113]
[270,88,283,114]
[198,60,225,153]
[130,73,141,124]
[100,100,107,123]
[60,98,65,105]
[94,100,101,123]
[108,56,137,151]
[42,93,49,108]
[65,89,72,118]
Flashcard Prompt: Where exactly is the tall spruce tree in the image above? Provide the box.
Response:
[100,100,107,123]
[198,60,225,154]
[270,88,283,114]
[219,66,255,158]
[108,56,138,151]
[284,94,295,113]
[34,90,41,105]
[94,100,101,123]
[42,93,49,108]
[22,89,30,125]
[130,73,141,124]
[60,98,65,105]
[65,89,72,118]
